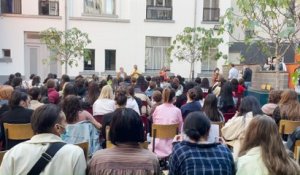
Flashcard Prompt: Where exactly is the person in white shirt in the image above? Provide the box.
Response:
[228,64,239,81]
[0,104,86,175]
[93,85,115,116]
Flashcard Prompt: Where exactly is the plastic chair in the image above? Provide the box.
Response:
[3,123,34,150]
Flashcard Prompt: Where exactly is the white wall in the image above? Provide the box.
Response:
[0,0,231,79]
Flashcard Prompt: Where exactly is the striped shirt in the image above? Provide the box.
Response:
[88,143,160,175]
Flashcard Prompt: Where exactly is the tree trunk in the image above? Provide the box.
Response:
[190,61,195,81]
[275,44,280,90]
[64,62,68,74]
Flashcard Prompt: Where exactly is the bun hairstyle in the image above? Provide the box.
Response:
[114,87,127,106]
[162,88,176,103]
[184,111,210,141]
[187,88,197,101]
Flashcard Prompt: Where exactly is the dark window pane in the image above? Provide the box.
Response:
[3,49,11,57]
[84,49,95,70]
[105,50,116,71]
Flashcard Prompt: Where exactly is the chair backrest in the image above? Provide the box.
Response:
[3,123,34,140]
[211,121,224,137]
[279,120,300,135]
[151,123,179,139]
[151,123,178,153]
[294,140,300,161]
[0,151,7,165]
[105,125,148,149]
[75,141,89,160]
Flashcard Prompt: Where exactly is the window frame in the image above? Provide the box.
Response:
[202,0,220,22]
[83,0,116,16]
[105,49,116,71]
[39,0,59,16]
[83,49,95,71]
[146,0,173,20]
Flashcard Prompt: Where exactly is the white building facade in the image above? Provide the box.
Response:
[0,0,231,82]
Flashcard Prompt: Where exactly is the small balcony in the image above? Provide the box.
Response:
[1,0,22,14]
[203,8,220,22]
[146,6,172,20]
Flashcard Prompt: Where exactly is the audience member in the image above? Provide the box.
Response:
[0,85,13,116]
[169,112,234,175]
[222,96,263,157]
[0,91,33,149]
[88,108,159,175]
[47,79,59,104]
[218,82,235,113]
[202,94,224,122]
[236,115,300,175]
[261,90,282,116]
[0,104,86,175]
[272,89,300,124]
[180,88,201,120]
[61,95,101,155]
[28,87,44,110]
[150,88,183,158]
[93,85,115,116]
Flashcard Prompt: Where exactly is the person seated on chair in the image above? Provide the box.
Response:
[88,108,159,175]
[61,95,101,155]
[149,88,183,158]
[0,90,33,150]
[0,104,86,175]
[222,96,263,158]
[236,115,300,175]
[169,111,234,175]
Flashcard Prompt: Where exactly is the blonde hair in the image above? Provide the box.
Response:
[98,85,114,100]
[239,115,300,174]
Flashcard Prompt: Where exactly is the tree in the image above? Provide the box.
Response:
[167,27,224,80]
[40,27,91,74]
[222,0,300,89]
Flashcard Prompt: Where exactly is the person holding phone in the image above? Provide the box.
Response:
[169,111,234,175]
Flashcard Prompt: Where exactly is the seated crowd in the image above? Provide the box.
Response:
[0,71,299,175]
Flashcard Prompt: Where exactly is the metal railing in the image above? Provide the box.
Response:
[203,8,220,22]
[146,5,172,20]
[39,1,59,16]
[1,0,22,14]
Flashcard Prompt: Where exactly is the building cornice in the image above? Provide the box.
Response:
[0,14,62,20]
[69,16,130,23]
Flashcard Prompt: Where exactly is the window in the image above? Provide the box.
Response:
[145,37,171,71]
[39,0,59,16]
[203,0,220,22]
[84,49,95,70]
[201,48,218,72]
[146,0,172,20]
[1,0,22,14]
[2,49,11,57]
[84,0,116,15]
[105,50,116,71]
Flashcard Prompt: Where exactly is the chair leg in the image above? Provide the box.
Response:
[152,129,156,153]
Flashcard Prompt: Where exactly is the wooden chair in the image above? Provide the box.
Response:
[294,140,300,160]
[0,150,7,165]
[211,121,225,137]
[278,120,300,137]
[106,126,148,149]
[3,123,34,150]
[75,141,89,160]
[151,123,179,153]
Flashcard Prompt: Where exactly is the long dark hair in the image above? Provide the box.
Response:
[62,95,81,123]
[202,94,223,122]
[86,81,100,105]
[219,82,234,107]
[238,96,263,116]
